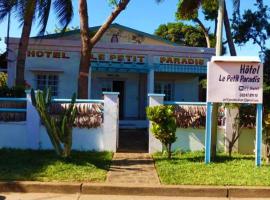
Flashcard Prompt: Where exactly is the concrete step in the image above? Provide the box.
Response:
[118,128,148,153]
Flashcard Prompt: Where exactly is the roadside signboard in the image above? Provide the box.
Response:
[207,56,263,104]
[205,56,263,166]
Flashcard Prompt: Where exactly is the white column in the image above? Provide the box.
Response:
[25,90,40,149]
[147,68,155,94]
[148,93,165,153]
[88,67,92,99]
[103,92,119,152]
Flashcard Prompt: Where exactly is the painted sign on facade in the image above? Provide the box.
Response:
[207,57,263,104]
[91,53,146,63]
[27,50,70,59]
[154,56,205,65]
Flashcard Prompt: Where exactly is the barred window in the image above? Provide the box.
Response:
[155,82,174,101]
[36,74,59,96]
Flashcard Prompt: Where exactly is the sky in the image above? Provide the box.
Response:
[0,0,269,57]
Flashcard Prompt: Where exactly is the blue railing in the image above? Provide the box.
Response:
[52,99,104,104]
[164,101,207,106]
[0,97,27,113]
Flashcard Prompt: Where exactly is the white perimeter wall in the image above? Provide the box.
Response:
[0,122,28,149]
[172,127,225,152]
[0,123,104,151]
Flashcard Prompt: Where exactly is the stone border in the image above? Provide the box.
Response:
[1,182,270,198]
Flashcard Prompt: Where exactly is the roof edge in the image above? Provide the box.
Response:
[34,23,181,46]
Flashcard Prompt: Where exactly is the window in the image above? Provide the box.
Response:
[111,34,119,43]
[154,82,174,101]
[36,74,59,96]
[101,80,112,92]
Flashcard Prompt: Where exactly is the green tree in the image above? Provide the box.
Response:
[147,106,177,159]
[176,0,238,55]
[155,22,216,47]
[0,0,73,86]
[176,0,218,48]
[232,0,270,53]
[77,0,130,98]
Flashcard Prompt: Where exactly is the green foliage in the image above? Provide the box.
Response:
[146,105,177,159]
[0,0,73,36]
[31,88,77,158]
[52,25,79,34]
[0,72,7,88]
[155,22,215,47]
[232,1,270,52]
[176,0,218,21]
[265,112,270,156]
[0,74,26,97]
[263,50,270,110]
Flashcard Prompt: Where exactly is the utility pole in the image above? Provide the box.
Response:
[6,10,11,63]
[211,0,224,158]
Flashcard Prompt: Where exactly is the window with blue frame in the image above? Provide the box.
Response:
[36,74,59,97]
[154,82,174,101]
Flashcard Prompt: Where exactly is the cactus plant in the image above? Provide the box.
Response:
[31,88,77,158]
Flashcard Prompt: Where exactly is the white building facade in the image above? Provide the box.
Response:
[7,24,215,127]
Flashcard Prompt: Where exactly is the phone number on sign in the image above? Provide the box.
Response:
[239,93,258,98]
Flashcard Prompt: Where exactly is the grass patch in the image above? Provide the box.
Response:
[0,149,113,182]
[153,151,270,186]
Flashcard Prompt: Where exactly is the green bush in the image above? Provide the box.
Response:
[146,105,177,159]
[0,73,26,97]
[0,72,7,88]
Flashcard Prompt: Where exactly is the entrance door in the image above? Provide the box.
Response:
[113,81,125,120]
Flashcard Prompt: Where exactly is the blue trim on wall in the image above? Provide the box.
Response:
[91,62,207,74]
[154,64,207,74]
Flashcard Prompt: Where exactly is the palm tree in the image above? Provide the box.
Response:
[177,0,239,55]
[78,0,130,98]
[0,0,73,86]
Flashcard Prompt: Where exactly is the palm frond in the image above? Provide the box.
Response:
[232,0,240,17]
[53,0,73,32]
[176,0,202,20]
[37,0,52,36]
[0,0,17,22]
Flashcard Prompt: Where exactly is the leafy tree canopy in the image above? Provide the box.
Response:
[155,22,215,48]
[232,0,270,52]
[176,0,218,21]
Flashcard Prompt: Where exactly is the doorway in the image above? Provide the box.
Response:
[113,81,125,120]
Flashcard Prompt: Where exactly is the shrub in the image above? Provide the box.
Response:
[146,105,177,159]
[0,72,7,88]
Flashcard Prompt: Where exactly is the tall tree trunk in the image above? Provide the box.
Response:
[194,17,211,48]
[78,0,92,99]
[224,1,237,56]
[214,19,218,37]
[15,1,36,86]
[77,0,130,98]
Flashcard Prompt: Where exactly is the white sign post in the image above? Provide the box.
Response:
[205,56,263,166]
